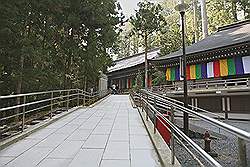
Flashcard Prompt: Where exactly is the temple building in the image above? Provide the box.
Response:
[150,20,250,114]
[107,48,160,91]
[107,20,250,114]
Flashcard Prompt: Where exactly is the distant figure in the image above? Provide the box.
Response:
[112,84,117,94]
[90,87,94,95]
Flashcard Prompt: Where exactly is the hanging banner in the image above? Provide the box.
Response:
[242,56,250,74]
[219,59,228,76]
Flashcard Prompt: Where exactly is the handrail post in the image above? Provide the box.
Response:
[238,137,247,167]
[170,106,175,165]
[67,90,70,110]
[77,89,80,106]
[146,94,149,121]
[83,90,86,106]
[153,97,157,134]
[50,92,53,119]
[22,95,26,131]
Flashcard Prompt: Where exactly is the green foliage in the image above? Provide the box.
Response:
[0,0,122,95]
[130,1,166,36]
[133,71,143,91]
[152,70,165,86]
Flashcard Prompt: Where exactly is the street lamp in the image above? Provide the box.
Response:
[175,2,189,135]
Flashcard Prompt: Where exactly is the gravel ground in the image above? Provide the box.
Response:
[174,119,250,167]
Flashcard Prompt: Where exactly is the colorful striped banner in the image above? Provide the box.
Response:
[165,56,250,81]
[166,66,181,81]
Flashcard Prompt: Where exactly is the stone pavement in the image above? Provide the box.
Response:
[0,95,163,167]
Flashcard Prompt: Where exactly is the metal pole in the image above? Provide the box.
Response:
[83,90,86,106]
[77,89,79,106]
[145,31,148,89]
[140,92,142,109]
[67,90,69,110]
[238,137,247,167]
[22,96,26,131]
[153,97,157,134]
[50,92,53,119]
[170,106,175,165]
[146,94,149,121]
[181,11,189,135]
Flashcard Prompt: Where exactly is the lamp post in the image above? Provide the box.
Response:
[175,2,189,135]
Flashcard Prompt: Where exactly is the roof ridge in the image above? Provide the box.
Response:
[114,48,160,62]
[218,20,250,32]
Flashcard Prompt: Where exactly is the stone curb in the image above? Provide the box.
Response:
[0,106,83,151]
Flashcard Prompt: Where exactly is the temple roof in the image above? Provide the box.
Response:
[107,48,160,73]
[152,20,250,62]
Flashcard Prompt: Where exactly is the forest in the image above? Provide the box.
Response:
[0,0,249,95]
[0,0,123,95]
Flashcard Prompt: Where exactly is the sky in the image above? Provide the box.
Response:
[118,0,162,19]
[118,0,141,19]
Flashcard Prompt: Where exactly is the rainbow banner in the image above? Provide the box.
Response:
[165,66,180,81]
[165,56,250,81]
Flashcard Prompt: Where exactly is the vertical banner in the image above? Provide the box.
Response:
[242,56,250,74]
[219,59,228,76]
[213,60,220,77]
[186,65,191,80]
[170,67,176,81]
[195,64,202,79]
[166,68,171,81]
[207,62,214,78]
[175,66,180,80]
[227,58,236,75]
[235,56,244,75]
[201,63,207,79]
[190,65,196,80]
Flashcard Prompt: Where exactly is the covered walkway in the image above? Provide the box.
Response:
[0,95,164,167]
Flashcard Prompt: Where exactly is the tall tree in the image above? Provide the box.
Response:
[0,0,122,96]
[130,0,166,88]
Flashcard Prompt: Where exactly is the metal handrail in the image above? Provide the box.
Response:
[143,90,250,141]
[0,88,109,136]
[132,90,250,166]
[0,89,78,99]
[133,92,222,167]
[0,93,79,112]
[148,91,222,119]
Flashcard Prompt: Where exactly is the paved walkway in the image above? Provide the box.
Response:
[0,95,163,167]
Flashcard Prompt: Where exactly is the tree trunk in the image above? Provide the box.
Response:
[200,0,208,38]
[15,54,24,122]
[193,0,199,42]
[232,0,238,21]
[144,32,148,89]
